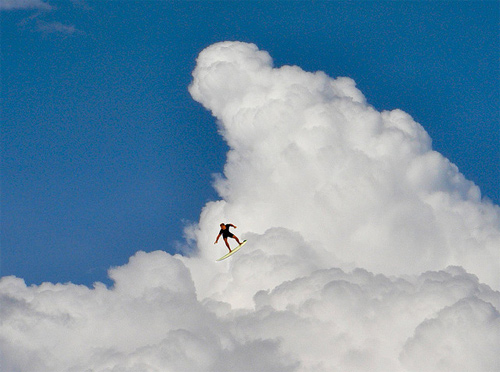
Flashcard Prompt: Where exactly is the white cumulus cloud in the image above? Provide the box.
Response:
[1,41,499,372]
[188,41,499,289]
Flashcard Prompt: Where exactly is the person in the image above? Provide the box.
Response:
[214,223,242,252]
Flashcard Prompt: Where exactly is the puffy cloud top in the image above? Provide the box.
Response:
[1,41,499,372]
[189,41,499,288]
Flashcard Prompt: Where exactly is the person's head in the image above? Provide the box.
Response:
[220,223,226,229]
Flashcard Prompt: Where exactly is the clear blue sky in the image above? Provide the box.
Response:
[1,1,498,286]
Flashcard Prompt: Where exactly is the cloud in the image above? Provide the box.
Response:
[188,41,499,288]
[18,15,83,36]
[0,0,51,11]
[1,262,498,371]
[401,297,500,372]
[1,41,499,371]
[34,19,80,35]
[0,253,298,372]
[5,0,83,36]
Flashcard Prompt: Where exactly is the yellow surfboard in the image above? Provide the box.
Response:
[216,240,247,261]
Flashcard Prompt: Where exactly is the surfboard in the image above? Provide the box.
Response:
[216,240,247,261]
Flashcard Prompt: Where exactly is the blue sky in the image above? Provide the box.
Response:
[2,1,498,287]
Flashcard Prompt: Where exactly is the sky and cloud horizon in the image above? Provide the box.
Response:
[3,38,500,372]
[1,2,499,371]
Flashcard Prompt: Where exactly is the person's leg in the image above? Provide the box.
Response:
[223,238,232,252]
[232,235,242,245]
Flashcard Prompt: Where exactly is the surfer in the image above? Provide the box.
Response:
[214,223,242,252]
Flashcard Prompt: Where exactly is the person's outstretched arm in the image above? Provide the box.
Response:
[214,232,222,244]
